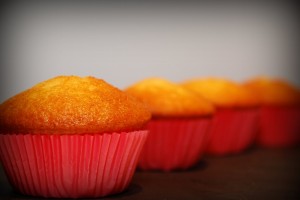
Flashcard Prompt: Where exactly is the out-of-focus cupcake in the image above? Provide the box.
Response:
[0,75,151,198]
[244,77,300,148]
[125,78,214,171]
[182,77,259,155]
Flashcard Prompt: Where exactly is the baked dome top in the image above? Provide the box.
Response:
[243,77,300,106]
[0,76,151,134]
[124,77,215,117]
[181,77,259,108]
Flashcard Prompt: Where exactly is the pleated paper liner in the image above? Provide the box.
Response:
[205,108,259,155]
[257,106,300,148]
[138,117,211,172]
[0,130,148,198]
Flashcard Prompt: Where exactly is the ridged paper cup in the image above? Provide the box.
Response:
[0,130,148,198]
[257,106,300,148]
[205,108,259,155]
[138,117,211,172]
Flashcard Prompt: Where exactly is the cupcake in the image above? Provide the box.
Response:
[125,78,214,171]
[244,77,300,148]
[0,76,151,198]
[182,77,259,155]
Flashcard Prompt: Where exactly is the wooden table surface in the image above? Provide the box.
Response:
[1,146,299,200]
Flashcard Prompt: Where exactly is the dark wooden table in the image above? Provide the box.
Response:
[1,146,299,199]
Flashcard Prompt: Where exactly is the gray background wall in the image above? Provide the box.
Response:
[1,1,299,103]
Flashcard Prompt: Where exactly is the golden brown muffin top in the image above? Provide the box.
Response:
[0,76,151,134]
[124,78,215,118]
[181,77,259,108]
[243,77,300,106]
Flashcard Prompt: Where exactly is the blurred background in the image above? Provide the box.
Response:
[0,0,299,102]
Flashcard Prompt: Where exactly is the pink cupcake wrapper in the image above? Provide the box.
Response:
[0,131,148,198]
[138,118,211,171]
[257,106,300,148]
[206,108,259,155]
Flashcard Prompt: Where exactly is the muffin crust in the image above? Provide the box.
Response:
[244,77,300,106]
[182,77,259,108]
[0,76,151,134]
[124,78,215,117]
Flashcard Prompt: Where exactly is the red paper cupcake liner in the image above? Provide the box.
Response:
[257,106,300,148]
[138,118,211,171]
[0,130,148,198]
[205,108,259,155]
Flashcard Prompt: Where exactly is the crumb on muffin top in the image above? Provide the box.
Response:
[0,76,151,134]
[124,77,215,118]
[243,77,300,106]
[181,77,259,108]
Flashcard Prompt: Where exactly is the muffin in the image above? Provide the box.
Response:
[182,77,259,155]
[0,76,151,198]
[125,78,214,171]
[244,77,300,148]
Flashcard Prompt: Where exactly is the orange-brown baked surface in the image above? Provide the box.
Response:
[181,77,259,108]
[0,76,151,134]
[124,78,215,118]
[243,77,300,106]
